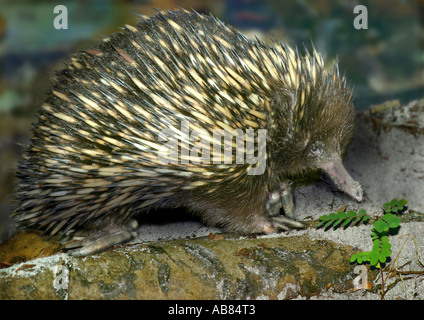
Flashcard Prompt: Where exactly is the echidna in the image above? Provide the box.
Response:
[14,9,362,256]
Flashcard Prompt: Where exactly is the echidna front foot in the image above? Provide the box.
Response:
[64,219,139,257]
[265,182,304,231]
[266,181,295,218]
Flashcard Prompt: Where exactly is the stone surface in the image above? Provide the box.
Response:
[346,99,424,213]
[0,235,363,300]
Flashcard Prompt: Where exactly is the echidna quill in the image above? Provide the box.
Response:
[14,9,362,256]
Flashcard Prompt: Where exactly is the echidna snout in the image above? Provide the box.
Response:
[296,139,362,202]
[321,155,363,202]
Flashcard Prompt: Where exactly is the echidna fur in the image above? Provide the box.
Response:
[14,9,361,246]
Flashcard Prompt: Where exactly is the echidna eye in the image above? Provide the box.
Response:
[310,144,321,156]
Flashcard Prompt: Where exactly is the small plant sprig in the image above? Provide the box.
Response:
[351,199,406,268]
[317,198,407,269]
[316,208,369,229]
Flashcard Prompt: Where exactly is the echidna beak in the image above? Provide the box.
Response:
[320,156,363,202]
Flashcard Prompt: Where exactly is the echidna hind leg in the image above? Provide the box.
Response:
[265,182,303,230]
[64,219,139,256]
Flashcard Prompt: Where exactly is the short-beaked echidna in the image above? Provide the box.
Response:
[14,9,363,256]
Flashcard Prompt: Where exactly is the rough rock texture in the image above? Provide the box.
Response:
[0,235,363,300]
[347,99,424,212]
[1,98,423,299]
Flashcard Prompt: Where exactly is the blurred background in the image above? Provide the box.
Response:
[0,0,423,237]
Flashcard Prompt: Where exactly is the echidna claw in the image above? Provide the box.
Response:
[271,215,304,231]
